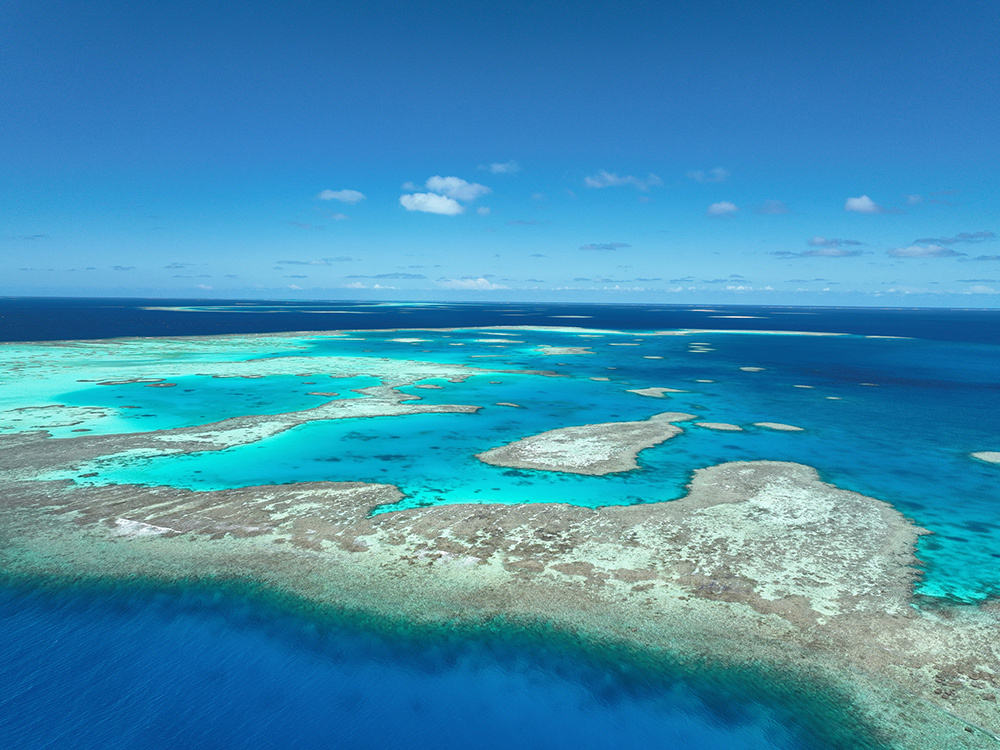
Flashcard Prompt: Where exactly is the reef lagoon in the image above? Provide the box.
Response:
[1,299,999,749]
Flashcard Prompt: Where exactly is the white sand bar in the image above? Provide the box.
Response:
[754,422,805,432]
[476,412,696,475]
[626,387,688,398]
[534,346,593,355]
[971,451,1000,464]
[695,422,743,431]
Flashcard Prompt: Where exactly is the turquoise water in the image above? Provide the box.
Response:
[59,327,1000,602]
[57,374,378,434]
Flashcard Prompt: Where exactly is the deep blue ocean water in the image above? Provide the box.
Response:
[3,297,999,749]
[1,581,850,750]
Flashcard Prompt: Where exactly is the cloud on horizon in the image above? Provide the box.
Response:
[276,257,353,265]
[579,242,632,251]
[584,170,662,191]
[437,277,508,290]
[887,244,965,258]
[808,236,864,248]
[913,230,995,245]
[346,272,427,280]
[772,247,864,258]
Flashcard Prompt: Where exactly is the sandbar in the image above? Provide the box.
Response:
[534,345,593,355]
[753,422,804,431]
[626,387,688,398]
[971,452,1000,464]
[695,422,743,431]
[476,412,695,475]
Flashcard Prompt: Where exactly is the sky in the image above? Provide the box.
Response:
[2,0,999,306]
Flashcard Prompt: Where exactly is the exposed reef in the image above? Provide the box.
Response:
[475,412,696,476]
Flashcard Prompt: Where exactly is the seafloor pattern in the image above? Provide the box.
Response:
[1,326,998,748]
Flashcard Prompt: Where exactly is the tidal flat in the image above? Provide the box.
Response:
[2,324,999,748]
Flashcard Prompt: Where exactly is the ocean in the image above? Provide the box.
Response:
[1,297,998,749]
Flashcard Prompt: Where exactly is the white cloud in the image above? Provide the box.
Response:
[344,281,366,289]
[802,247,864,257]
[887,244,964,258]
[706,201,739,217]
[914,230,995,245]
[966,285,998,294]
[276,257,353,265]
[438,277,509,290]
[905,194,924,205]
[317,189,366,204]
[687,167,730,183]
[584,170,663,191]
[580,242,632,251]
[424,175,491,201]
[480,160,520,174]
[808,236,861,248]
[196,284,213,290]
[399,192,464,215]
[844,195,884,214]
[477,206,491,216]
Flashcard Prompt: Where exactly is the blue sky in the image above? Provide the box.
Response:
[3,0,998,305]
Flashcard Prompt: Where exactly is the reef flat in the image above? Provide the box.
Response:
[1,329,999,748]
